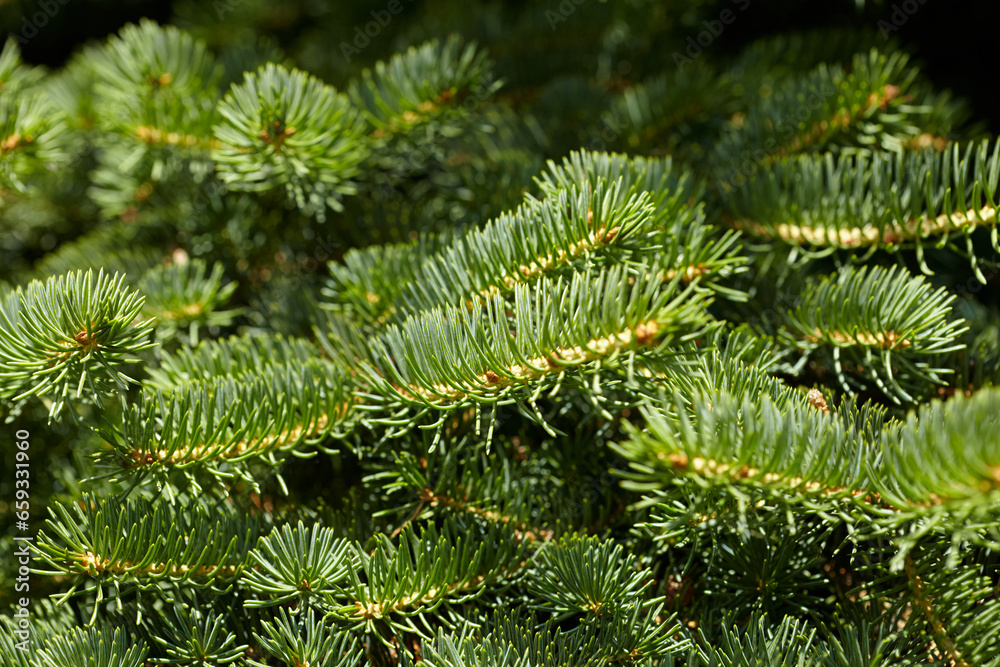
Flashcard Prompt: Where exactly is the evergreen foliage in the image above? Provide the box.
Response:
[2,2,1000,666]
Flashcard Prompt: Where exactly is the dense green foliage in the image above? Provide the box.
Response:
[2,1,1000,665]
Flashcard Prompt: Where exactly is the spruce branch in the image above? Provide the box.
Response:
[251,607,361,667]
[0,269,155,421]
[0,90,68,192]
[145,333,323,392]
[213,62,368,219]
[325,521,527,641]
[99,359,354,485]
[243,522,357,609]
[349,36,497,137]
[137,258,241,346]
[361,263,715,412]
[779,265,967,403]
[31,495,259,597]
[527,535,653,619]
[37,626,147,667]
[90,19,222,139]
[614,387,878,507]
[725,140,1000,280]
[149,602,248,665]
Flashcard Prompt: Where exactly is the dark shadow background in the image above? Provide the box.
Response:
[4,0,173,62]
[715,0,1000,135]
[5,0,998,135]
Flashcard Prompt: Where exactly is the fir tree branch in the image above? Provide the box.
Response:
[393,179,662,318]
[213,62,368,219]
[778,265,967,403]
[325,151,742,328]
[607,62,726,155]
[690,613,821,666]
[37,626,148,667]
[527,535,653,618]
[349,36,497,137]
[713,49,968,190]
[0,36,46,95]
[534,149,704,217]
[251,607,361,667]
[903,554,969,667]
[876,386,1000,517]
[416,488,554,543]
[31,495,259,589]
[137,258,241,346]
[89,19,222,140]
[362,263,714,412]
[0,269,155,420]
[323,236,437,327]
[724,140,1000,280]
[99,359,354,482]
[325,521,528,642]
[613,387,878,508]
[150,602,249,665]
[0,90,67,192]
[243,522,357,609]
[145,333,323,392]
